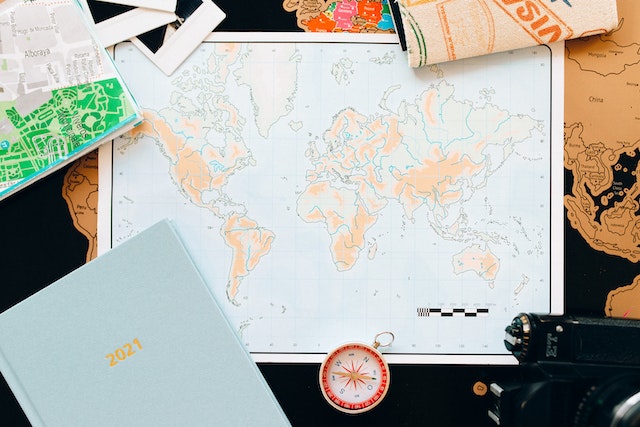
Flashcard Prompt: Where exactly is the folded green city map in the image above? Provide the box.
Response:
[0,0,140,201]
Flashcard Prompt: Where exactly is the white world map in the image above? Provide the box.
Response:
[104,40,561,360]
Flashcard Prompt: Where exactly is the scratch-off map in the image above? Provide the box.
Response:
[564,0,640,319]
[282,0,395,33]
[106,40,562,359]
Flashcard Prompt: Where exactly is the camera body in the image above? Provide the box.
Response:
[488,313,640,427]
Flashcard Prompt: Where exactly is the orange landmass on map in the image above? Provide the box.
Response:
[452,244,500,285]
[605,275,640,320]
[130,111,250,208]
[62,150,99,262]
[222,213,276,302]
[129,110,274,303]
[298,180,377,271]
[298,81,540,275]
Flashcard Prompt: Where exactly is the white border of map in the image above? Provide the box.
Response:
[99,36,564,364]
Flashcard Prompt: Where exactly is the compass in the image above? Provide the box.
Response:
[319,332,394,414]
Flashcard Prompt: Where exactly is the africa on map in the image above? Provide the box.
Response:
[106,41,559,358]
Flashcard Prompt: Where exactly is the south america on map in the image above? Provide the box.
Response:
[564,0,640,319]
[107,41,558,357]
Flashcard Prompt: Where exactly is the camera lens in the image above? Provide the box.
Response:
[574,375,640,427]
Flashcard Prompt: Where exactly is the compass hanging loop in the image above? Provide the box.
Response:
[372,331,394,349]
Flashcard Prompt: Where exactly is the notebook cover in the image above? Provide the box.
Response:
[0,220,290,426]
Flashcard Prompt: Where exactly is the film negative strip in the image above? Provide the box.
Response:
[417,308,489,317]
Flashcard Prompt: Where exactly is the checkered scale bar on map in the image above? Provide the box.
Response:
[417,308,490,317]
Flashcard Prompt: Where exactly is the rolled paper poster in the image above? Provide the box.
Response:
[395,0,619,67]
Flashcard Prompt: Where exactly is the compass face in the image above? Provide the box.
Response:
[319,342,390,414]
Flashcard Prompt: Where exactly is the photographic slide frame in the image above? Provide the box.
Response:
[78,0,177,47]
[131,0,225,75]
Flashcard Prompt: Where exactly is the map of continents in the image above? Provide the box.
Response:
[108,41,553,354]
[296,82,542,276]
[564,0,640,318]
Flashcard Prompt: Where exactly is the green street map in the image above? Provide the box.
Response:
[0,0,139,200]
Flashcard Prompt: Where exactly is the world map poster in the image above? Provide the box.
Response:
[101,39,564,361]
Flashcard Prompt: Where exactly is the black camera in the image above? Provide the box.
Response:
[488,313,640,427]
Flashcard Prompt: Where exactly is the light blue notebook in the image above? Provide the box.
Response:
[0,220,290,427]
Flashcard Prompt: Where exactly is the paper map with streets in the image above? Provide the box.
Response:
[102,39,563,361]
[0,0,139,200]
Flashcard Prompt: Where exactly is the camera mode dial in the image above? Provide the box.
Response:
[504,313,532,362]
